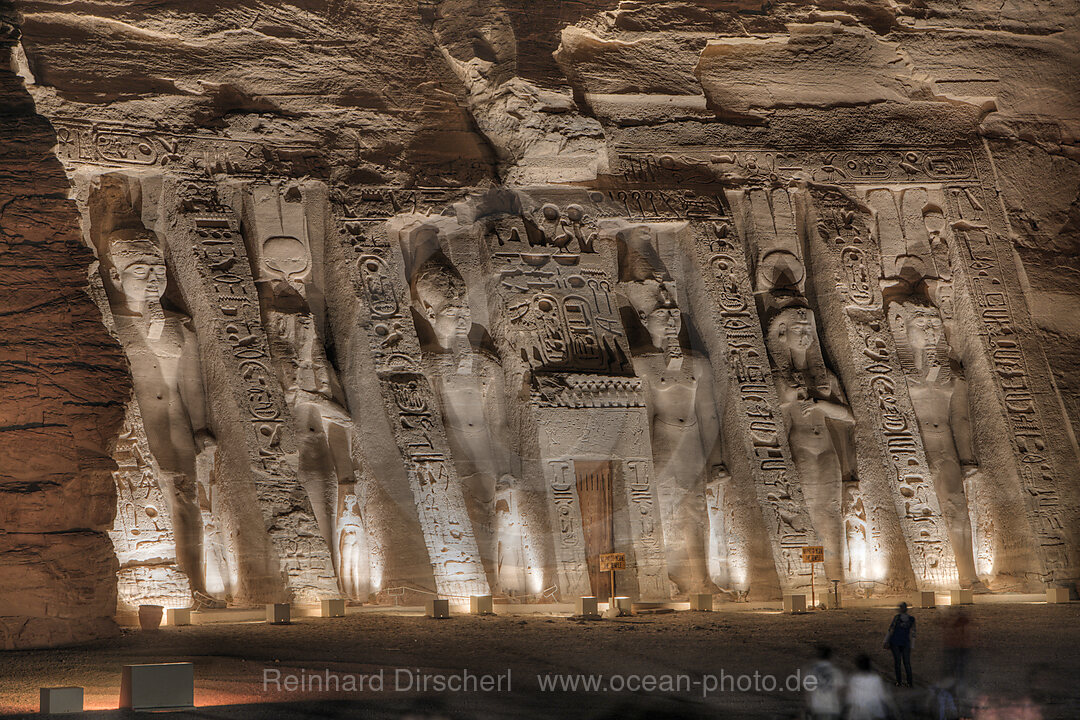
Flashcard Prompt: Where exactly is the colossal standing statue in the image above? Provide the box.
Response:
[411,251,522,593]
[619,224,725,595]
[765,306,857,583]
[245,206,368,599]
[101,229,216,602]
[888,299,981,588]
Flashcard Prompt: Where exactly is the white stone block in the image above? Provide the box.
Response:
[119,663,194,710]
[39,687,83,714]
[166,608,191,626]
[470,595,494,615]
[916,591,936,609]
[690,593,713,611]
[266,603,291,624]
[576,596,599,617]
[783,594,807,614]
[321,599,346,617]
[950,589,973,606]
[1047,587,1072,603]
[426,598,450,619]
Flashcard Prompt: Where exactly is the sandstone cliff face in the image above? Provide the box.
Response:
[0,1,129,649]
[1,0,1079,647]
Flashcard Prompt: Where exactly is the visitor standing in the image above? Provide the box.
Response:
[884,601,916,687]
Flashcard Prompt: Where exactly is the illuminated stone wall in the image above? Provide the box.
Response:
[2,0,1079,646]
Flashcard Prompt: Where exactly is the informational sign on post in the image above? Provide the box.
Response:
[801,546,824,607]
[599,553,626,603]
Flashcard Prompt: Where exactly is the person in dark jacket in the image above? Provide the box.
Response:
[884,601,916,687]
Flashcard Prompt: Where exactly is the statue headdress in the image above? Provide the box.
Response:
[887,298,951,381]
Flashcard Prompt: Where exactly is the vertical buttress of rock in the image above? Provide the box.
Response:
[0,3,129,649]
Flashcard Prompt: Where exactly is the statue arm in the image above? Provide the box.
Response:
[695,356,724,467]
[811,396,855,425]
[483,359,515,476]
[178,320,211,439]
[950,377,977,468]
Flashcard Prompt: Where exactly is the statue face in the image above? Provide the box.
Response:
[904,309,943,352]
[780,316,816,352]
[115,256,167,307]
[643,305,681,349]
[426,296,471,348]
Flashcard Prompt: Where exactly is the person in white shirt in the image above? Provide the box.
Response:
[804,644,845,720]
[846,653,900,720]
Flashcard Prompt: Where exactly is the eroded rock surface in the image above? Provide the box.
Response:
[2,0,1079,647]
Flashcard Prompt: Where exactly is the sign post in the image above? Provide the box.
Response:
[801,546,824,608]
[599,552,626,605]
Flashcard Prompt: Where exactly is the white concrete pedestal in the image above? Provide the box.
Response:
[39,687,83,714]
[266,603,291,624]
[950,589,973,606]
[783,594,807,614]
[426,598,450,619]
[119,663,194,710]
[690,594,713,611]
[576,596,599,618]
[166,608,192,626]
[470,595,494,615]
[321,599,346,617]
[1047,587,1072,603]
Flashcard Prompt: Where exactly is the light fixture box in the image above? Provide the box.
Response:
[119,663,194,711]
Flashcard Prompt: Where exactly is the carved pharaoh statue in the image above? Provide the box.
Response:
[622,275,725,596]
[101,229,216,602]
[765,306,857,583]
[888,298,981,588]
[249,231,368,599]
[411,251,522,593]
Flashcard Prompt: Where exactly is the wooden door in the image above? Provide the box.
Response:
[575,460,614,600]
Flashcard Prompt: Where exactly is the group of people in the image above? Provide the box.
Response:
[803,603,975,720]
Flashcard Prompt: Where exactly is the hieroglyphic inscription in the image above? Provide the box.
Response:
[181,189,338,599]
[813,189,956,587]
[343,217,489,598]
[192,211,292,477]
[623,459,669,599]
[946,185,1073,579]
[53,118,327,178]
[486,207,632,377]
[109,405,192,609]
[614,148,977,187]
[546,458,590,597]
[687,222,820,590]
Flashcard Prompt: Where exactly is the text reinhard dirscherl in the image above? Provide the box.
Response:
[262,668,818,697]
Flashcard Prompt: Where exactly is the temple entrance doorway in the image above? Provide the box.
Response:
[574,460,615,600]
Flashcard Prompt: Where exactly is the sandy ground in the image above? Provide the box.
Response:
[0,601,1077,719]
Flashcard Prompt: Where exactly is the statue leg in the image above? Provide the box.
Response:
[799,460,845,583]
[295,405,340,572]
[162,472,208,598]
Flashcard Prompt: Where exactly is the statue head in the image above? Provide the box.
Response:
[766,306,832,396]
[412,254,471,350]
[106,229,167,312]
[888,298,948,376]
[623,279,681,351]
[768,306,818,356]
[888,300,943,353]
